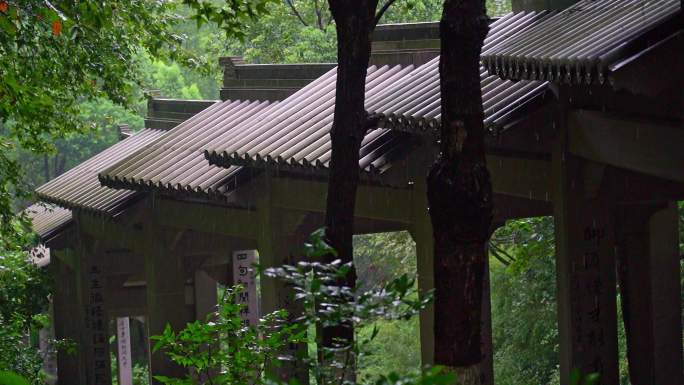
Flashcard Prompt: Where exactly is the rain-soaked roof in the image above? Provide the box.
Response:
[203,13,550,173]
[36,129,165,214]
[101,67,415,203]
[99,99,273,199]
[481,0,682,84]
[24,203,72,241]
[203,65,416,174]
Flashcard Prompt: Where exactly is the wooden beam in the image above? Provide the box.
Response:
[76,211,144,249]
[270,177,414,224]
[388,139,553,203]
[155,198,258,239]
[487,155,552,201]
[568,110,684,182]
[608,167,684,204]
[493,193,552,221]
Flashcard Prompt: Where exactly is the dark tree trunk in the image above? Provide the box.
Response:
[54,154,66,177]
[322,0,378,349]
[428,0,491,381]
[325,0,377,267]
[43,154,50,182]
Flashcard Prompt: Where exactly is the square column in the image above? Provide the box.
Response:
[615,202,683,385]
[78,236,113,385]
[194,270,218,322]
[141,224,190,384]
[257,188,315,383]
[51,251,85,385]
[552,150,619,384]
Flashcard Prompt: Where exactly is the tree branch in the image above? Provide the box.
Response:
[489,245,510,267]
[313,0,324,30]
[374,0,399,28]
[284,0,309,27]
[489,242,516,263]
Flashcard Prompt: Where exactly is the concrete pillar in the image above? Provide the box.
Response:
[256,185,312,383]
[51,251,83,385]
[78,237,113,385]
[142,222,189,384]
[615,202,683,385]
[410,181,435,366]
[194,270,218,321]
[552,136,619,383]
[410,181,494,384]
[40,302,58,385]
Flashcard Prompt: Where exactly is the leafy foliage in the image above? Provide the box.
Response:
[183,0,276,39]
[151,285,304,385]
[222,0,511,64]
[353,232,421,379]
[0,0,177,236]
[0,222,75,384]
[0,371,30,385]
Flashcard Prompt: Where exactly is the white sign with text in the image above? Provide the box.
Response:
[116,317,132,385]
[232,250,259,326]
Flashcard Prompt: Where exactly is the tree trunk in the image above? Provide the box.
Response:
[322,0,377,337]
[43,154,50,182]
[428,1,491,383]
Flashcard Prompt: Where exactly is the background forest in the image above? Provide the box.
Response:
[0,1,681,385]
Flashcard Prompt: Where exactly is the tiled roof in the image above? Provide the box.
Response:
[36,129,165,214]
[481,0,681,84]
[203,13,549,172]
[99,100,275,198]
[203,65,416,173]
[24,203,72,240]
[366,11,549,134]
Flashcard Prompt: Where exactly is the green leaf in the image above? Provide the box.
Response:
[569,368,581,385]
[0,372,30,385]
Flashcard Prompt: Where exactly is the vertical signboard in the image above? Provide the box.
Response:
[116,317,133,385]
[85,264,110,385]
[232,250,259,326]
[569,209,618,382]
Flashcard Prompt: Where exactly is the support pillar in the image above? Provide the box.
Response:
[552,149,619,383]
[615,201,683,385]
[256,180,313,383]
[142,213,190,384]
[51,251,84,385]
[411,181,435,366]
[78,236,112,385]
[410,181,494,384]
[194,270,218,321]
